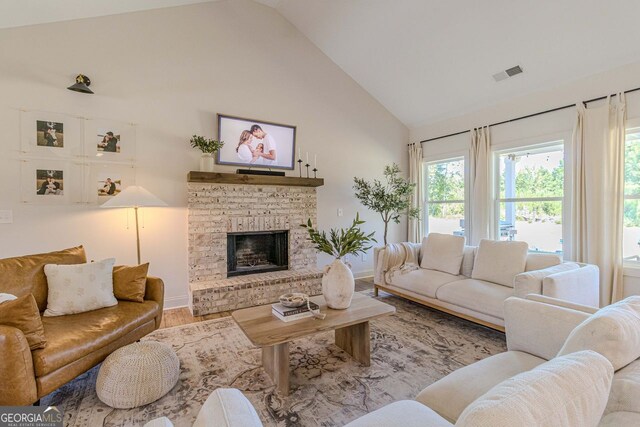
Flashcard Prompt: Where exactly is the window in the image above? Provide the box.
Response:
[624,129,640,262]
[496,143,564,254]
[425,158,465,237]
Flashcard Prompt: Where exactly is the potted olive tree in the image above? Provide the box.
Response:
[190,135,224,172]
[353,163,420,245]
[301,214,376,309]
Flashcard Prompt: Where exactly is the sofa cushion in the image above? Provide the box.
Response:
[386,268,460,298]
[605,358,640,415]
[345,400,453,427]
[113,263,149,303]
[0,246,87,311]
[513,262,580,298]
[420,233,465,275]
[416,351,544,423]
[456,350,613,427]
[471,239,528,287]
[558,296,640,370]
[44,259,118,316]
[459,246,476,277]
[0,294,46,350]
[33,300,159,376]
[599,411,640,427]
[436,279,513,319]
[193,388,263,427]
[525,253,562,271]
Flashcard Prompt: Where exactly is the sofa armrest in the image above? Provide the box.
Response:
[144,276,165,328]
[525,294,598,314]
[543,264,600,307]
[504,296,590,360]
[373,243,421,286]
[344,400,453,427]
[0,325,38,405]
[373,246,386,285]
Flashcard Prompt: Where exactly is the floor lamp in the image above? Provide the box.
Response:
[101,186,168,264]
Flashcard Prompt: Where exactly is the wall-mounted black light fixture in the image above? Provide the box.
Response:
[67,74,93,94]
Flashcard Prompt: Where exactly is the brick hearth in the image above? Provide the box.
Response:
[187,177,323,315]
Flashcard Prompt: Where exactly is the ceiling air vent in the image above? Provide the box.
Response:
[493,65,523,82]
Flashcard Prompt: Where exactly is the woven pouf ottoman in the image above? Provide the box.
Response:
[96,341,180,409]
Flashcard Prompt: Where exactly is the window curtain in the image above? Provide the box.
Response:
[570,94,626,306]
[469,126,491,245]
[408,143,424,243]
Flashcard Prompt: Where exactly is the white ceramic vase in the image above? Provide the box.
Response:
[200,153,215,172]
[322,258,355,309]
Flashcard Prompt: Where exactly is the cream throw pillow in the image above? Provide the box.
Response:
[558,296,640,370]
[420,233,465,275]
[471,239,528,287]
[44,258,117,316]
[457,350,613,427]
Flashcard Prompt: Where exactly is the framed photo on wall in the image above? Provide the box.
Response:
[84,119,137,161]
[216,114,296,170]
[85,162,136,205]
[20,110,82,157]
[20,159,83,204]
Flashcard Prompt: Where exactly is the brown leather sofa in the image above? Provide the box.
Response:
[0,246,164,405]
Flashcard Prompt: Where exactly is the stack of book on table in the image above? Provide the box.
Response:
[272,301,320,322]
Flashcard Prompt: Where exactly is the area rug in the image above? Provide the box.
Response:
[43,293,506,426]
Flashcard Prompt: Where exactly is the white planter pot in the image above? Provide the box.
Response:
[322,258,355,309]
[199,153,215,172]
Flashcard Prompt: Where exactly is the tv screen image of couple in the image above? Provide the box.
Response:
[216,115,296,170]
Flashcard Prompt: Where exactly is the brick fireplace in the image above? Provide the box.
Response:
[187,172,324,315]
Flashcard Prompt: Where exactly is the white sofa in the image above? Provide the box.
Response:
[148,295,640,427]
[373,234,600,330]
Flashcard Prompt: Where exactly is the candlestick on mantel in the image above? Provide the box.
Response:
[306,152,309,164]
[297,158,303,177]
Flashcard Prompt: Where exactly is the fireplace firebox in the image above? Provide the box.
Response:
[227,230,289,277]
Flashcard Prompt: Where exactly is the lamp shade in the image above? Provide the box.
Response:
[100,186,168,208]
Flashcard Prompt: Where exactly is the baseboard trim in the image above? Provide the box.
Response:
[164,295,189,309]
[354,270,374,279]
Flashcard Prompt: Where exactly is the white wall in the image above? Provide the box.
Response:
[0,0,408,307]
[411,61,640,298]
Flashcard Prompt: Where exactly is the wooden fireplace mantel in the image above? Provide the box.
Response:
[187,171,324,187]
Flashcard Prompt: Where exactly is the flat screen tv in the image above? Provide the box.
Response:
[216,114,296,170]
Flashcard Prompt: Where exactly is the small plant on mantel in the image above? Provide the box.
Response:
[301,213,376,309]
[190,135,224,172]
[190,135,224,154]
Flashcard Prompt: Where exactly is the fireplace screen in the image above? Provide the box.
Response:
[227,230,289,277]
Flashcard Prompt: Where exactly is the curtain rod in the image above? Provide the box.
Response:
[408,85,640,146]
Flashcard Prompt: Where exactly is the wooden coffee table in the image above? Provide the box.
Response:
[232,293,395,395]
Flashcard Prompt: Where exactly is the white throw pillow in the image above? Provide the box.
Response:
[471,239,528,287]
[457,350,613,427]
[420,233,465,275]
[558,296,640,370]
[44,258,117,316]
[0,293,17,304]
[459,246,476,277]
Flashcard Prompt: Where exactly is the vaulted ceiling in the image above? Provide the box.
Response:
[3,0,640,128]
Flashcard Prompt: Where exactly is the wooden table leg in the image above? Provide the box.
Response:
[262,342,290,395]
[335,321,370,366]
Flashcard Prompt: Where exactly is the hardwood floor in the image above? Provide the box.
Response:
[159,277,375,329]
